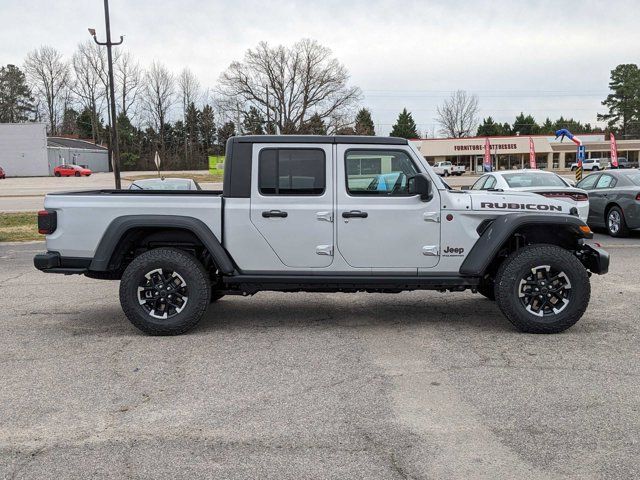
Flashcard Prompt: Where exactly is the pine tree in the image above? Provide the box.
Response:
[217,121,236,153]
[0,64,34,122]
[512,112,540,135]
[243,106,265,135]
[335,126,355,135]
[476,117,501,136]
[301,113,327,134]
[199,105,216,152]
[390,108,418,139]
[354,108,375,135]
[76,107,102,140]
[598,64,640,137]
[60,108,79,136]
[540,118,554,134]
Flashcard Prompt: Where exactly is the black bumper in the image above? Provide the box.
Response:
[578,243,610,275]
[34,252,90,274]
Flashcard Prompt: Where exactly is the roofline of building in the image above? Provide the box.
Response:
[0,122,47,126]
[410,134,606,142]
[47,137,108,150]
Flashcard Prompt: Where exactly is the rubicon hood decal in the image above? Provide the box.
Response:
[480,202,563,212]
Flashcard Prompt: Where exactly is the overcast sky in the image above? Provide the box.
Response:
[2,0,638,136]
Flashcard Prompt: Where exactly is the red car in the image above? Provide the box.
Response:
[54,164,92,177]
[0,166,5,179]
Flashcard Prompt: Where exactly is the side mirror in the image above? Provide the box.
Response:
[408,173,433,201]
[460,185,470,190]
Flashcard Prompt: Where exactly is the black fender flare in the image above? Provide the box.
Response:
[89,215,235,274]
[459,213,592,277]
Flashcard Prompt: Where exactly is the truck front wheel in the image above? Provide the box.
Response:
[494,244,590,333]
[119,248,211,335]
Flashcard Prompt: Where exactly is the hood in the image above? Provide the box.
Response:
[466,189,570,215]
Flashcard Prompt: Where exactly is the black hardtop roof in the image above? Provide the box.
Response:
[231,135,408,145]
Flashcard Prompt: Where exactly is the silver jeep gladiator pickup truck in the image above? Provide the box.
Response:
[34,135,609,335]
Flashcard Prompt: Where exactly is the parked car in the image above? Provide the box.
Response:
[570,158,602,172]
[0,166,5,179]
[606,157,639,169]
[576,170,640,237]
[53,164,92,177]
[129,178,201,190]
[468,170,589,222]
[432,161,465,177]
[34,135,608,336]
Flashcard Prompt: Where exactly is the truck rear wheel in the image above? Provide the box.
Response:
[494,244,590,333]
[119,248,211,335]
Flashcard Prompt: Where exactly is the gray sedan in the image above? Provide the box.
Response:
[576,169,640,237]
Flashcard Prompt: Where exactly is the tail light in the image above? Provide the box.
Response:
[636,193,640,201]
[538,191,588,202]
[37,210,57,235]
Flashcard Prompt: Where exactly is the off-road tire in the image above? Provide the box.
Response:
[495,244,590,334]
[606,205,629,238]
[120,248,210,335]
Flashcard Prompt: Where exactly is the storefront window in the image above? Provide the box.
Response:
[564,152,575,169]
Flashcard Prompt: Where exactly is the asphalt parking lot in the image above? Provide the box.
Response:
[1,233,638,479]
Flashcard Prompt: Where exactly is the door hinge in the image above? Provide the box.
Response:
[423,212,440,223]
[316,244,334,256]
[316,211,333,222]
[422,245,439,256]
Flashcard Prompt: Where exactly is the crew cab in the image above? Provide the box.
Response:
[432,161,465,177]
[34,135,609,335]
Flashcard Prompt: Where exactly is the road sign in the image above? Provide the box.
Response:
[576,145,585,181]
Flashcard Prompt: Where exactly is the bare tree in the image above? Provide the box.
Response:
[142,61,175,153]
[218,39,361,134]
[178,68,200,158]
[115,51,142,118]
[436,90,479,138]
[72,41,106,142]
[24,46,71,134]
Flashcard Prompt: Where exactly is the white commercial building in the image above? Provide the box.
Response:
[0,123,48,177]
[0,123,110,177]
[411,134,640,172]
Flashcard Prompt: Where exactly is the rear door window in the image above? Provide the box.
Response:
[471,176,488,190]
[258,149,325,195]
[595,175,616,189]
[482,176,497,190]
[576,174,599,190]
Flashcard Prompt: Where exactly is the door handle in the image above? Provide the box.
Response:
[262,210,288,218]
[342,210,368,218]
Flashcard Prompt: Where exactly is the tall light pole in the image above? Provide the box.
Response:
[89,0,124,189]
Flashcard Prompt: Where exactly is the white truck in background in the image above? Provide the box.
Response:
[432,161,465,177]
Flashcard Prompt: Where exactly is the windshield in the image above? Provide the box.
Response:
[624,172,640,186]
[501,172,567,188]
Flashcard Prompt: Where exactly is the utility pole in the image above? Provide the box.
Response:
[265,85,270,134]
[89,0,124,189]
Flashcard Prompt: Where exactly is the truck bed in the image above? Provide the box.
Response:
[43,190,223,259]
